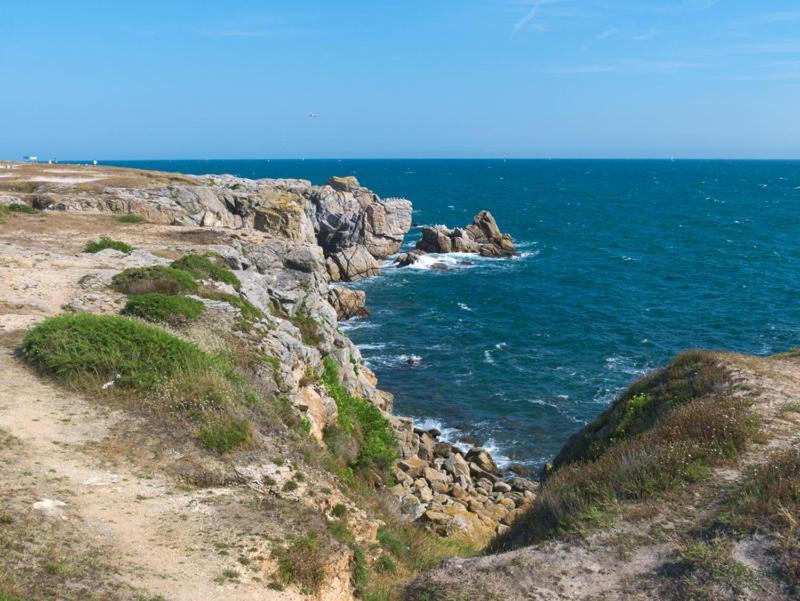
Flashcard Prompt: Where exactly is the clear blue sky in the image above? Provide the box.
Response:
[2,1,799,159]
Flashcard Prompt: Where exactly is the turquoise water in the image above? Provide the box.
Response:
[106,159,800,468]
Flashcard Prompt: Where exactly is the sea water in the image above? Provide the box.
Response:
[106,159,800,469]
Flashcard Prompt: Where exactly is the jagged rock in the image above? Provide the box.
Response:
[400,495,425,519]
[423,467,448,484]
[509,477,539,493]
[408,211,515,262]
[395,250,424,267]
[327,288,368,320]
[398,456,428,478]
[443,453,471,481]
[466,448,497,474]
[328,244,381,281]
[493,481,512,493]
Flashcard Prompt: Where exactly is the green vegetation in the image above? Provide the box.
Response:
[199,289,261,321]
[274,533,328,594]
[0,203,37,217]
[495,352,758,549]
[282,481,298,492]
[289,304,323,347]
[196,415,252,453]
[0,592,27,601]
[84,237,133,254]
[112,266,198,296]
[553,350,732,466]
[171,254,240,289]
[21,313,257,453]
[321,357,397,479]
[121,293,204,325]
[675,540,755,600]
[332,503,348,519]
[115,214,144,223]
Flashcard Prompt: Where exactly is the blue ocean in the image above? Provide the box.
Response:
[106,159,800,469]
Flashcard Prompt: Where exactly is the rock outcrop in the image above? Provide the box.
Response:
[390,420,538,543]
[327,287,369,320]
[397,210,515,267]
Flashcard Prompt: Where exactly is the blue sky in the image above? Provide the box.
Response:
[1,1,799,159]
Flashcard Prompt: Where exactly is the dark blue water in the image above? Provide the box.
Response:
[104,159,800,468]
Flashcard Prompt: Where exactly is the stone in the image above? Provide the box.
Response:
[509,477,539,493]
[327,287,369,320]
[408,210,515,262]
[328,245,381,281]
[466,448,497,473]
[493,481,512,493]
[443,453,471,481]
[397,457,427,478]
[400,495,425,520]
[423,467,447,484]
[431,480,450,494]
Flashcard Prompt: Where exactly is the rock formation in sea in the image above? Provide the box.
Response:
[396,209,516,267]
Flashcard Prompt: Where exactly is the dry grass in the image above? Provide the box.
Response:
[495,352,758,551]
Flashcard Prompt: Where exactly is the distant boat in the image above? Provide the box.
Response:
[93,160,98,165]
[23,155,38,162]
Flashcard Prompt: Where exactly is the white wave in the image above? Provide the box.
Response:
[495,342,508,350]
[605,355,650,377]
[357,343,386,351]
[458,302,474,312]
[365,354,422,368]
[339,319,379,332]
[483,350,495,364]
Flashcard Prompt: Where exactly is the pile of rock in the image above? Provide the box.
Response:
[390,420,538,542]
[396,210,515,268]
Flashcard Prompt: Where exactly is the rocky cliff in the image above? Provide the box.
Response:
[0,162,536,601]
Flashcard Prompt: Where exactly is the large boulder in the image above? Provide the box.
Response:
[406,211,515,263]
[327,245,381,281]
[327,287,369,320]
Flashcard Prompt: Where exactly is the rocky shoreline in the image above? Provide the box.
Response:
[0,161,537,543]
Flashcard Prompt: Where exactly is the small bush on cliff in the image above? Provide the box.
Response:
[84,237,133,254]
[112,266,198,295]
[495,355,758,549]
[553,350,731,467]
[290,305,324,347]
[321,357,397,479]
[171,254,240,289]
[21,313,254,453]
[274,533,328,594]
[198,288,262,321]
[115,214,144,223]
[121,293,205,325]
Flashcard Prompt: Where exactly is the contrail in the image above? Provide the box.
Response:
[513,0,560,33]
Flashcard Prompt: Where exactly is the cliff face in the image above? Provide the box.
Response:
[0,162,536,601]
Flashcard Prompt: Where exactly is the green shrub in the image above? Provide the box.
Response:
[172,255,240,289]
[112,266,198,296]
[199,289,262,320]
[497,392,758,549]
[22,314,253,454]
[84,236,133,254]
[274,533,328,593]
[291,308,323,347]
[196,415,252,453]
[332,503,348,518]
[282,480,298,492]
[321,357,397,478]
[115,214,144,223]
[376,554,396,574]
[1,203,37,214]
[121,293,204,325]
[553,351,730,467]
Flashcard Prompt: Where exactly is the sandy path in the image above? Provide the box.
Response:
[0,349,299,601]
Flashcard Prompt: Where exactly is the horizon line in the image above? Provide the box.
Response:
[7,157,800,163]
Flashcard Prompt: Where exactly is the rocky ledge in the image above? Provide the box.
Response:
[396,210,516,267]
[390,423,538,541]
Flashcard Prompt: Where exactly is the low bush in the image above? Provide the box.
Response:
[553,350,731,467]
[121,293,204,325]
[321,357,397,479]
[196,415,252,453]
[0,203,37,216]
[199,289,262,321]
[21,313,254,453]
[171,255,240,289]
[84,237,133,254]
[115,214,144,223]
[675,539,754,600]
[290,305,324,347]
[496,391,758,549]
[112,266,198,295]
[274,533,328,594]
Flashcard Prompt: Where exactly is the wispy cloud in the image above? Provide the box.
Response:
[633,29,656,41]
[596,27,621,40]
[513,0,561,33]
[548,57,709,75]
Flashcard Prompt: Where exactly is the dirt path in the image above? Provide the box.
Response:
[0,347,303,600]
